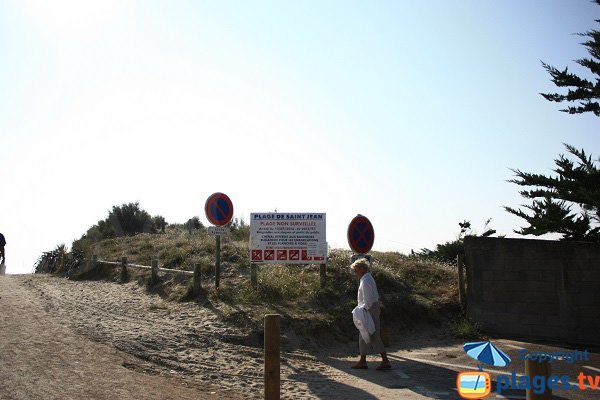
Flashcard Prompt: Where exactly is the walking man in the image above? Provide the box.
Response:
[350,258,391,370]
[0,232,5,265]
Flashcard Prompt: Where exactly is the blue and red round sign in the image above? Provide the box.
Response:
[347,214,375,254]
[204,192,234,226]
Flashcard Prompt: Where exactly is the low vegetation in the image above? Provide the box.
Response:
[34,204,465,342]
[36,232,462,342]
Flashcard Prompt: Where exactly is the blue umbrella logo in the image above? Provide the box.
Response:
[464,341,511,370]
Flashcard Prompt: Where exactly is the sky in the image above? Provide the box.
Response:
[1,0,598,274]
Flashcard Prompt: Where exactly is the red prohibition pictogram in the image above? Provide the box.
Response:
[289,250,300,260]
[265,249,275,260]
[276,250,288,260]
[251,250,263,261]
[301,250,312,261]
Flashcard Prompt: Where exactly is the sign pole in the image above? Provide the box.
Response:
[319,263,326,286]
[251,263,257,288]
[204,192,233,289]
[215,235,221,288]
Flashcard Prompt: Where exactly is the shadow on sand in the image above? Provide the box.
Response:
[322,351,572,400]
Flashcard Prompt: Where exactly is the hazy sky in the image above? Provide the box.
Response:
[1,1,598,274]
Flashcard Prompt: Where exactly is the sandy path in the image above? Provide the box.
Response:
[0,274,474,399]
[1,274,389,399]
[0,274,230,400]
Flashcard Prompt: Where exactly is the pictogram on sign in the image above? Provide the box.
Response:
[276,250,288,260]
[289,250,300,260]
[265,249,275,260]
[252,250,263,261]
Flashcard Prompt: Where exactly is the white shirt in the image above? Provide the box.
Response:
[352,305,375,343]
[357,272,379,310]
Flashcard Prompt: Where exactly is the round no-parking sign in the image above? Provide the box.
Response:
[347,214,374,254]
[204,192,234,226]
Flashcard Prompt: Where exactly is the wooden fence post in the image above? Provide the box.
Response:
[251,264,257,288]
[151,258,159,285]
[319,263,326,286]
[525,359,552,400]
[193,262,202,295]
[264,314,280,400]
[120,256,128,282]
[457,255,466,310]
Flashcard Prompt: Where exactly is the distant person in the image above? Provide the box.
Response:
[350,258,391,370]
[0,232,5,264]
[0,232,5,274]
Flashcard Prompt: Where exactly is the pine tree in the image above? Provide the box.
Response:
[541,0,600,116]
[505,1,600,243]
[505,144,600,241]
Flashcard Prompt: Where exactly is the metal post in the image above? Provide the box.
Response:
[526,358,552,400]
[151,258,159,285]
[457,255,466,310]
[215,235,221,288]
[193,262,202,295]
[264,314,280,400]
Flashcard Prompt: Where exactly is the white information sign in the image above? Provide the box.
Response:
[208,226,231,236]
[250,213,327,264]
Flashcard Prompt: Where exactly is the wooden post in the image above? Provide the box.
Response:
[320,263,326,286]
[457,255,466,310]
[193,262,202,295]
[215,236,221,288]
[151,258,159,285]
[525,359,552,400]
[120,256,128,282]
[251,264,257,288]
[264,314,280,400]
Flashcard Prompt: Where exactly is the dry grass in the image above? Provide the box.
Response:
[73,229,462,339]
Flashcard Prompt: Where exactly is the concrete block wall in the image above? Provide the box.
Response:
[464,236,600,345]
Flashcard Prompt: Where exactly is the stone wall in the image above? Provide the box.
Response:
[464,236,600,345]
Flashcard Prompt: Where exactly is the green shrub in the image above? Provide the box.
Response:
[451,313,481,339]
[185,216,204,231]
[229,218,250,241]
